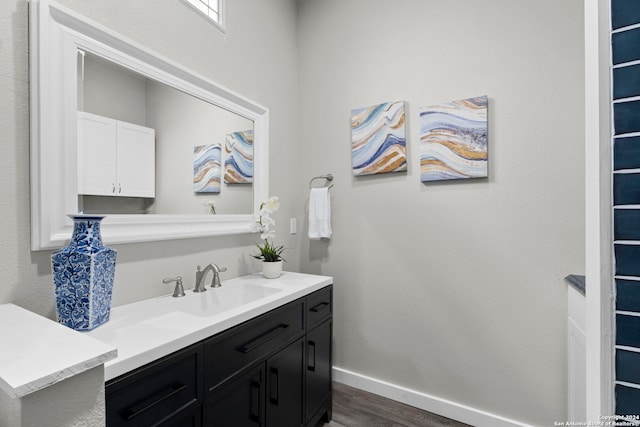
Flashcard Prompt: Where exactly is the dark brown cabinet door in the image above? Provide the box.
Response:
[163,406,201,427]
[203,364,265,427]
[266,338,305,427]
[305,319,332,424]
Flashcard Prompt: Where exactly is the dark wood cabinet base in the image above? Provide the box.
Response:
[106,285,333,427]
[306,393,332,427]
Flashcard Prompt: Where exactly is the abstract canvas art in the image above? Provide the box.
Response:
[193,144,221,193]
[224,130,254,184]
[351,100,407,176]
[419,96,488,182]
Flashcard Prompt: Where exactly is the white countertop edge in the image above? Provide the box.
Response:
[0,303,118,399]
[100,273,333,381]
[3,348,118,399]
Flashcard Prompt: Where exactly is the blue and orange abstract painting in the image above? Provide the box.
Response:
[224,130,254,184]
[194,144,221,193]
[351,100,407,176]
[419,96,488,182]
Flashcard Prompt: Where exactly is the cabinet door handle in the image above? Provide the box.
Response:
[269,367,279,405]
[112,183,116,194]
[238,323,289,353]
[118,183,122,194]
[310,301,330,313]
[308,340,316,372]
[124,383,187,421]
[249,380,261,423]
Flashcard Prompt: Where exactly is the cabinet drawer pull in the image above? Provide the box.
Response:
[308,340,316,372]
[238,323,290,353]
[269,367,279,405]
[250,380,261,422]
[310,301,329,313]
[124,383,187,420]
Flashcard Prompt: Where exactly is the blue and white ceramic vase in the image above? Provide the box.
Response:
[51,215,117,331]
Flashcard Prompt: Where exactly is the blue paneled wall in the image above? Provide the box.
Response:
[612,0,640,414]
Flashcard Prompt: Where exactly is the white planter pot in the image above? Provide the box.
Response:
[262,260,283,279]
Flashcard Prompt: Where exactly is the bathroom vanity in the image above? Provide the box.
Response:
[87,272,333,427]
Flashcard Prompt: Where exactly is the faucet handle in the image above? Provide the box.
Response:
[211,265,227,288]
[194,265,208,293]
[162,276,186,298]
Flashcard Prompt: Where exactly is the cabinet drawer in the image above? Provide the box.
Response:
[106,343,202,427]
[204,300,304,393]
[307,286,332,330]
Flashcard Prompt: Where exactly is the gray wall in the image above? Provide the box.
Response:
[296,0,584,425]
[146,81,254,215]
[0,0,585,425]
[0,0,300,310]
[82,54,147,125]
[0,366,105,426]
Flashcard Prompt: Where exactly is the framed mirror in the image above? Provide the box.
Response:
[29,0,269,250]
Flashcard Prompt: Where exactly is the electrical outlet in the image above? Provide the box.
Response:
[290,218,297,234]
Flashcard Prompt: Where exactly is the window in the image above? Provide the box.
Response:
[180,0,224,31]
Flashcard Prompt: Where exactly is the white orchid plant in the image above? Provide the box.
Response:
[251,196,286,262]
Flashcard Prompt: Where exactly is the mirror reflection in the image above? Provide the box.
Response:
[77,51,254,215]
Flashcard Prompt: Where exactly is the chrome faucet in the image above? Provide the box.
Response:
[195,263,227,292]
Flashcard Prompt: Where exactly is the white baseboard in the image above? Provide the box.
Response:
[332,367,533,427]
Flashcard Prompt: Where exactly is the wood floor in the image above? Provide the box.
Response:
[320,382,471,427]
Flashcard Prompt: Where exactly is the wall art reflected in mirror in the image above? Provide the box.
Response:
[29,0,269,250]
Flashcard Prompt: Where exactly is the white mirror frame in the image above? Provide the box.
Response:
[29,0,269,250]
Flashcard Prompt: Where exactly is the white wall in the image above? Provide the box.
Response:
[296,0,584,425]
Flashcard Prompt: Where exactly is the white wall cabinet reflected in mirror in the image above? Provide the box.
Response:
[29,0,269,250]
[77,112,156,202]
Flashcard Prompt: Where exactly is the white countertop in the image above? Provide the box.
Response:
[86,272,333,381]
[0,303,117,399]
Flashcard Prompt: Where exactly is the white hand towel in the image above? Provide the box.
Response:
[308,187,332,240]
